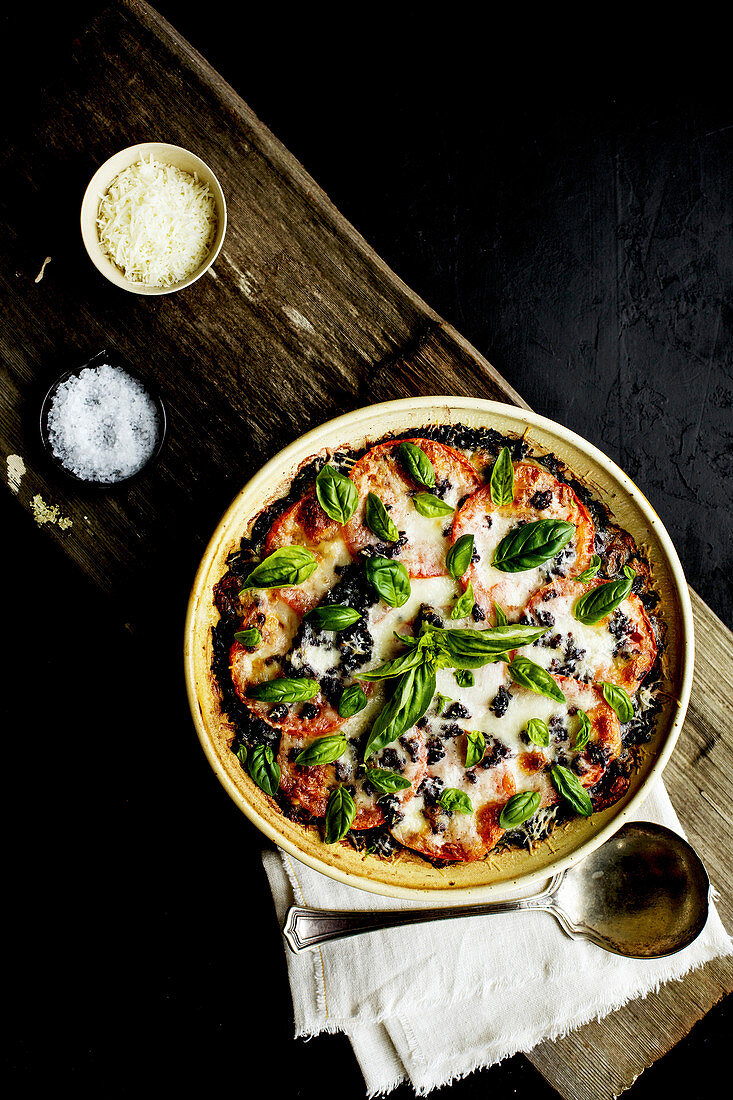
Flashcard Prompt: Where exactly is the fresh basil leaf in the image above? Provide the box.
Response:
[490,447,514,506]
[241,546,317,591]
[398,441,436,488]
[600,682,634,723]
[315,464,358,524]
[526,718,550,747]
[451,582,475,620]
[465,730,486,768]
[367,666,419,750]
[573,570,635,625]
[416,620,440,644]
[338,683,368,718]
[234,627,262,648]
[365,767,412,795]
[493,603,510,659]
[364,661,436,759]
[499,791,541,829]
[247,744,281,796]
[574,708,592,749]
[248,677,319,703]
[365,492,399,542]
[508,656,566,703]
[454,669,474,688]
[433,623,547,668]
[324,786,356,843]
[434,693,453,714]
[551,764,593,817]
[306,604,362,630]
[295,735,347,766]
[234,743,248,768]
[413,492,455,518]
[493,519,575,573]
[358,648,425,681]
[365,555,411,607]
[439,788,473,815]
[446,534,474,579]
[377,661,436,757]
[575,554,601,583]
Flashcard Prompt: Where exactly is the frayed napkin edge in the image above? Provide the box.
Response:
[388,944,733,1097]
[291,941,733,1098]
[292,937,733,1039]
[277,850,332,1018]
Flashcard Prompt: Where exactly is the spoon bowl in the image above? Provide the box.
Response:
[283,822,710,957]
[551,822,710,957]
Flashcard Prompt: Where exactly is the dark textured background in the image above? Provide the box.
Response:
[140,10,733,630]
[3,6,730,1099]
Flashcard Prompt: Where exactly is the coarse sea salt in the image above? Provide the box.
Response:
[46,363,161,483]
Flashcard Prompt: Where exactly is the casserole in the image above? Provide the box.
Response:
[184,397,693,901]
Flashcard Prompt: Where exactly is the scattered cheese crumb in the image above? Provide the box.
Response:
[6,453,26,493]
[35,256,52,283]
[31,494,72,530]
[46,363,162,483]
[97,156,217,286]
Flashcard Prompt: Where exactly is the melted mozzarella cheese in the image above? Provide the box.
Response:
[396,507,454,556]
[433,662,506,730]
[229,592,300,692]
[287,535,353,612]
[516,587,629,683]
[366,575,460,664]
[391,664,601,854]
[426,672,597,770]
[391,734,514,860]
[472,512,578,618]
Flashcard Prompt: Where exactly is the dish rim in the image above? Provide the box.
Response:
[184,396,694,902]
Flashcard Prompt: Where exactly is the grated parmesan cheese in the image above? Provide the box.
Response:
[97,156,217,287]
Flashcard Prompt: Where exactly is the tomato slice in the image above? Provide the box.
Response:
[343,438,483,578]
[263,489,352,614]
[451,460,595,618]
[277,727,427,828]
[227,589,345,735]
[390,758,516,862]
[227,590,300,692]
[543,675,622,799]
[516,577,657,693]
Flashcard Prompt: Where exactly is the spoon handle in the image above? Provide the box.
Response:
[282,874,564,952]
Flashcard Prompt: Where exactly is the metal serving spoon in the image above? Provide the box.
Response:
[283,822,709,957]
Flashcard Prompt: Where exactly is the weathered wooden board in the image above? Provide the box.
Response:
[0,2,729,1096]
[0,0,520,620]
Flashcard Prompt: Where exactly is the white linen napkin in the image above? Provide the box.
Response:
[262,781,731,1096]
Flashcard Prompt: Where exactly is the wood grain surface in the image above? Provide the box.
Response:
[1,2,730,1096]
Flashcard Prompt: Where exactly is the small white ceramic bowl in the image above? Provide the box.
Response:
[80,142,227,295]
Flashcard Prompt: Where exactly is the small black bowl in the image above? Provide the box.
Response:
[39,349,167,487]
